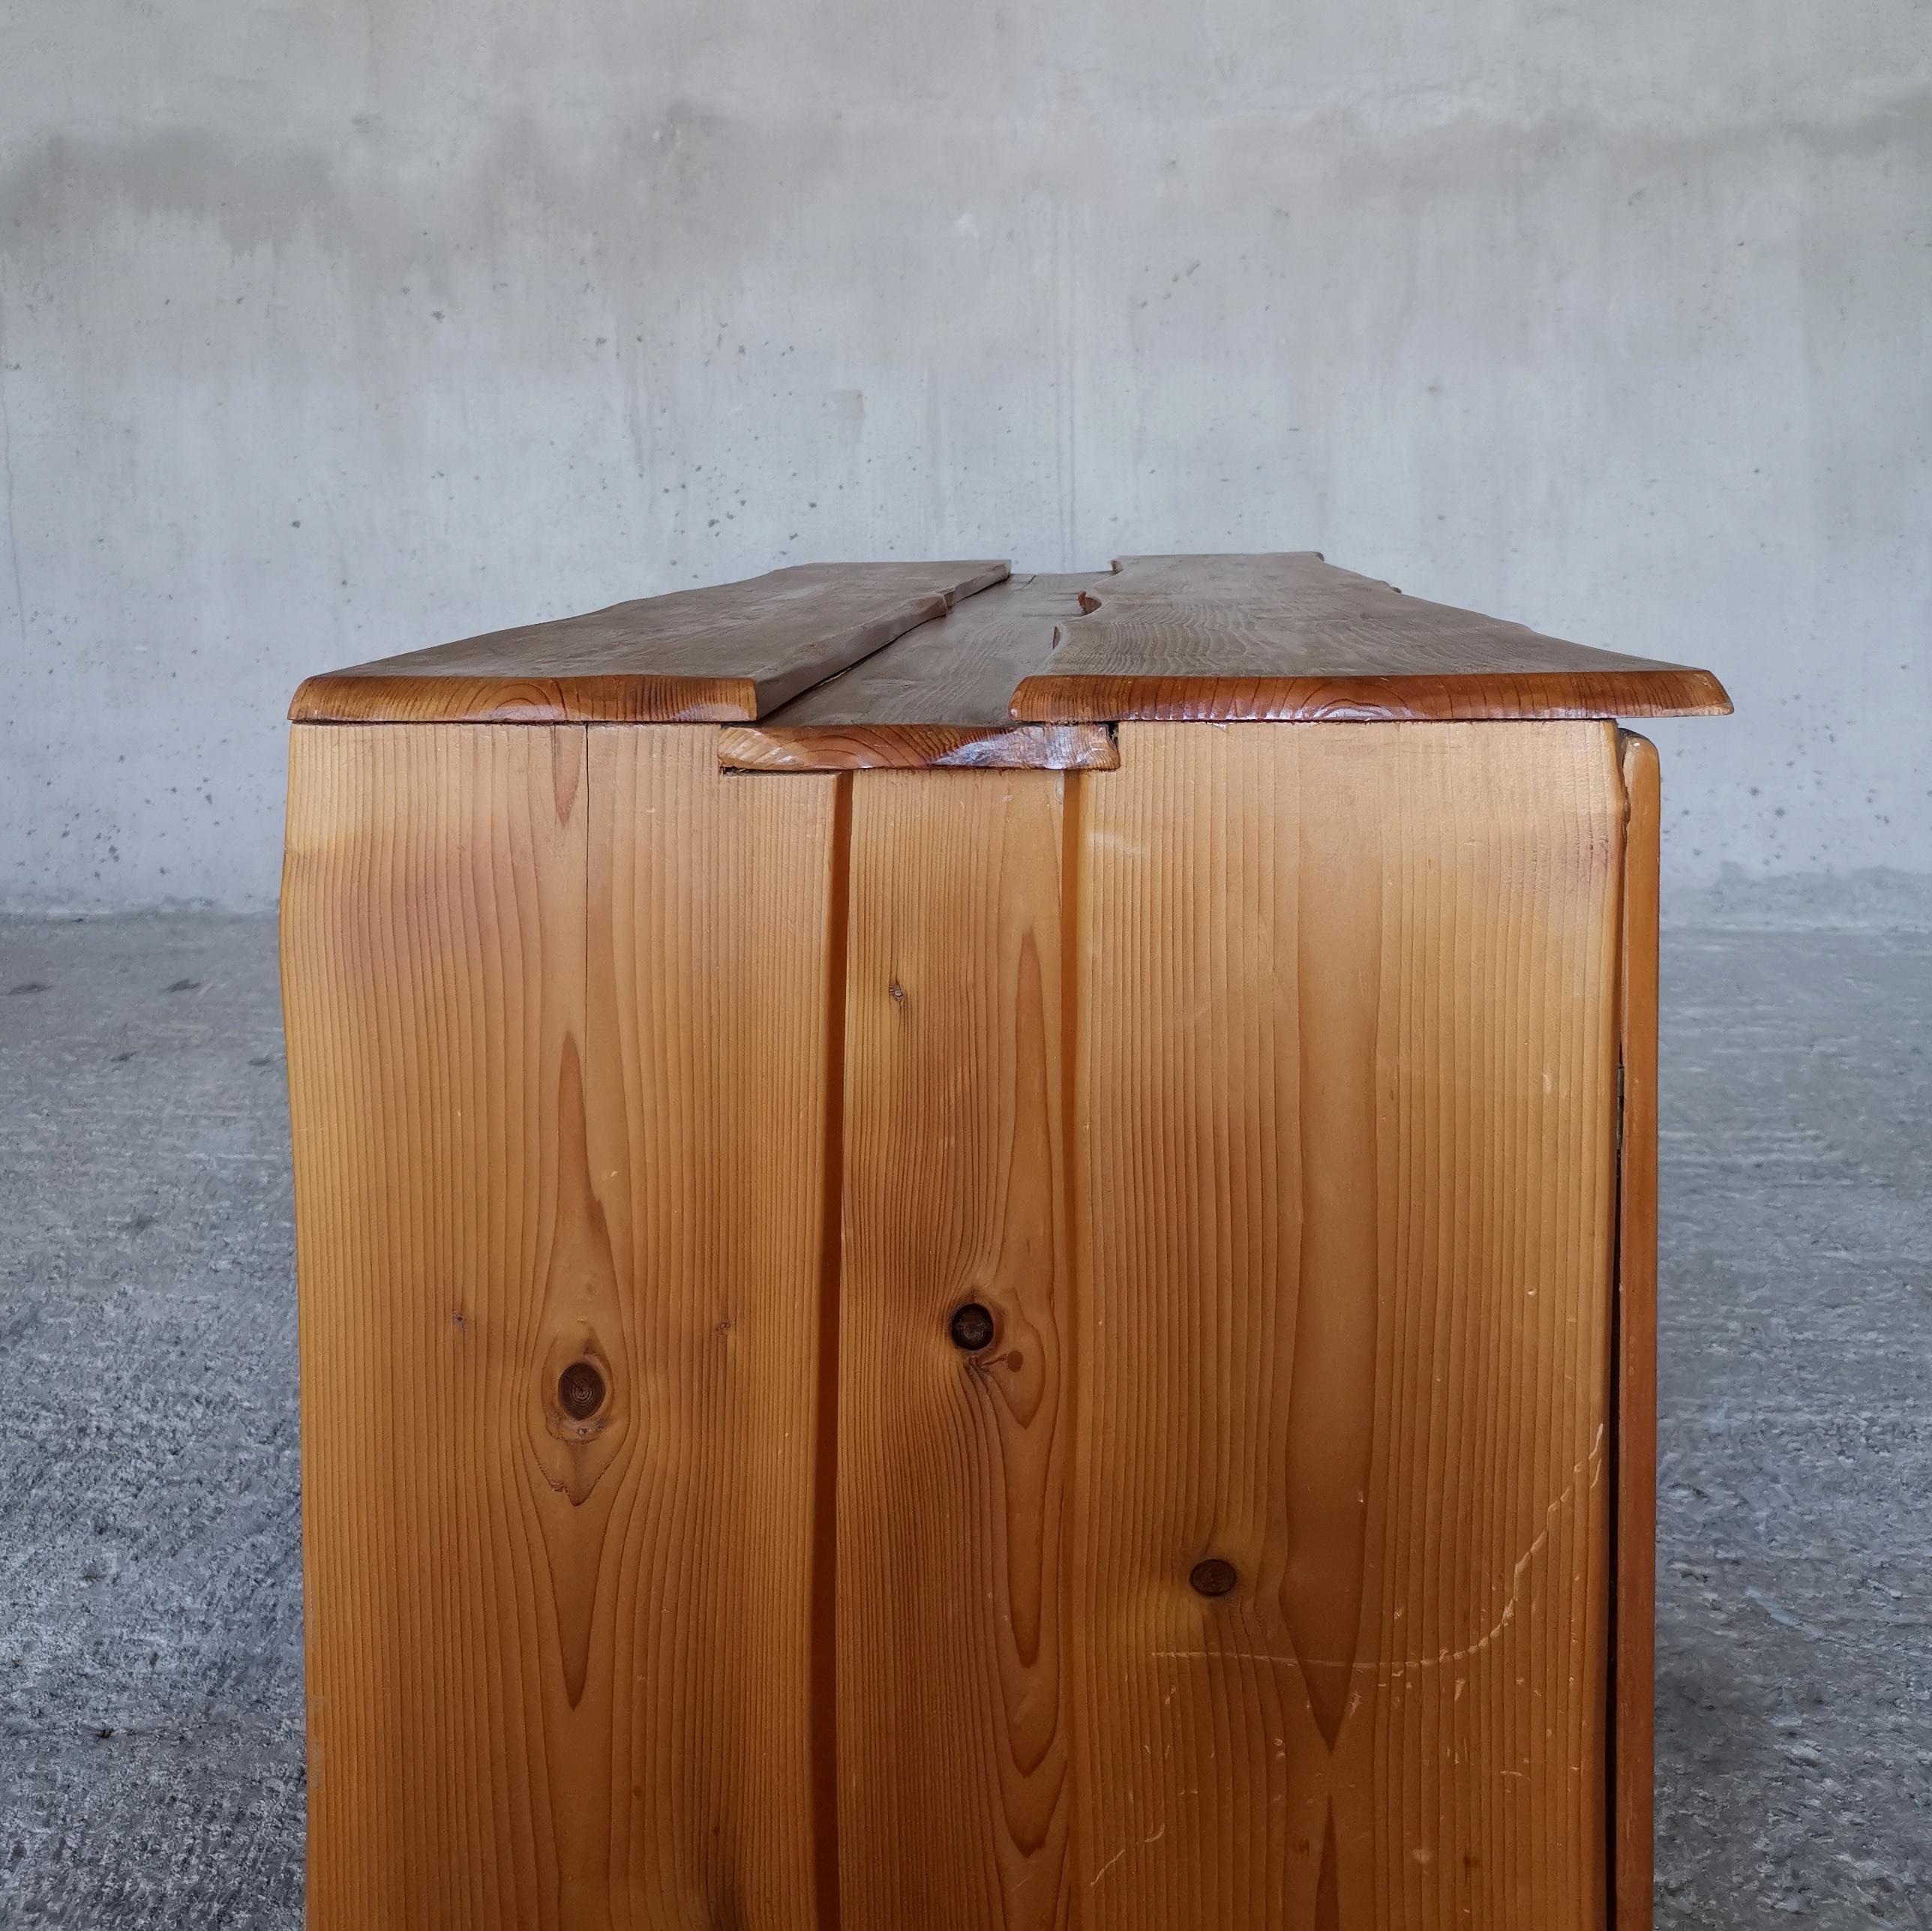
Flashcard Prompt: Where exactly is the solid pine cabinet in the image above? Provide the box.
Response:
[281,555,1727,1930]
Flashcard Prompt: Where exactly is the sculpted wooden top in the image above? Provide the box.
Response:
[291,551,1730,732]
[290,560,1010,724]
[1008,553,1732,722]
[718,573,1118,771]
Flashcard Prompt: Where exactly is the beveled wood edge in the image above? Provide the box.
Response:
[1612,728,1661,1931]
[288,562,1012,724]
[289,673,763,725]
[1008,667,1734,724]
[717,722,1118,772]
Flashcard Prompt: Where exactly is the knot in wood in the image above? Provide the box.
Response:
[1189,1558,1238,1599]
[947,1302,996,1353]
[556,1359,607,1421]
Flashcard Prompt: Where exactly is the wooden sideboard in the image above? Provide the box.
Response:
[281,554,1728,1930]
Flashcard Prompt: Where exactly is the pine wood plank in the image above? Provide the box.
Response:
[836,769,1078,1930]
[1070,721,1624,1930]
[582,726,845,1928]
[290,560,1010,724]
[1010,556,1731,723]
[282,722,839,1929]
[1612,731,1661,1931]
[283,722,590,1929]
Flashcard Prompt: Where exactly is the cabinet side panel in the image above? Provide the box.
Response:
[1613,732,1661,1931]
[1072,721,1624,1931]
[585,727,839,1927]
[283,723,589,1930]
[836,770,1076,1930]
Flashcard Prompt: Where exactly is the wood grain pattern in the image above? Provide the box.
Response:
[767,573,1097,726]
[293,553,1727,732]
[1010,556,1732,723]
[290,560,1009,724]
[836,770,1077,1929]
[724,573,1110,769]
[1612,731,1661,1931]
[286,708,1661,1930]
[717,721,1117,772]
[1069,721,1625,1930]
[282,721,841,1929]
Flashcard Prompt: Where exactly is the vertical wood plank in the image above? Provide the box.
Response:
[836,770,1076,1930]
[1071,721,1624,1931]
[283,722,838,1930]
[1612,731,1661,1931]
[581,726,842,1926]
[284,723,590,1930]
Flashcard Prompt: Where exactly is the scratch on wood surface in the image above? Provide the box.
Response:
[1152,1426,1607,1678]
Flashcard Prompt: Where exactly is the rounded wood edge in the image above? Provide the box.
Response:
[1007,667,1733,724]
[717,723,1119,772]
[946,560,1016,602]
[289,673,763,724]
[1612,723,1662,1931]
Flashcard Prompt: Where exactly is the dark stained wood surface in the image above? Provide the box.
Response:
[766,573,1095,725]
[1009,554,1732,723]
[722,572,1108,769]
[292,554,1730,734]
[290,560,1010,724]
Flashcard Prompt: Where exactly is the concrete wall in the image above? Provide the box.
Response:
[2,0,1927,910]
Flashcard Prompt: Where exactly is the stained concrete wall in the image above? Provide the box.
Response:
[2,0,1927,910]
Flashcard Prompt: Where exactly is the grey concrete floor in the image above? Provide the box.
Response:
[1,909,1928,1928]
